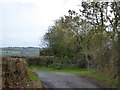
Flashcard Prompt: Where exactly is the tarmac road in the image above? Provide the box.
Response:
[37,71,101,89]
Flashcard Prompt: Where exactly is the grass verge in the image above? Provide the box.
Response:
[27,67,42,88]
[29,65,118,88]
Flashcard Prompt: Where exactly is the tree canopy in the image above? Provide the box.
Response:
[42,1,120,82]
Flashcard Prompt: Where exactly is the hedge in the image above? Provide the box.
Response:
[27,56,56,67]
[27,56,86,68]
[2,57,29,88]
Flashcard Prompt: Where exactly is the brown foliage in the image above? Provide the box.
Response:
[2,57,29,88]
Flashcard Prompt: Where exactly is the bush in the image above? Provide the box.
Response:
[75,59,87,68]
[27,56,87,69]
[2,57,29,88]
[27,56,56,67]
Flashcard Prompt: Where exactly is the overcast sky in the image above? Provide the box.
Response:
[0,0,81,47]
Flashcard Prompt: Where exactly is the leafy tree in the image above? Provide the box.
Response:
[43,1,120,79]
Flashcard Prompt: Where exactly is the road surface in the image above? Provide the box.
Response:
[37,71,101,89]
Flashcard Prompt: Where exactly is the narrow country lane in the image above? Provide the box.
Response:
[37,71,101,89]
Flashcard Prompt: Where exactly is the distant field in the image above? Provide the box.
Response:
[2,51,20,56]
[1,47,40,57]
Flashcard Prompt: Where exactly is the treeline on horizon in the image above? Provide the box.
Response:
[40,1,120,83]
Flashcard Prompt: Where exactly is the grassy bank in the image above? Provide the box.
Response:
[27,68,42,88]
[30,65,118,88]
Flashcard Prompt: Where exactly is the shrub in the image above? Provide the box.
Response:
[27,56,56,67]
[2,57,29,88]
[75,59,87,68]
[27,56,87,69]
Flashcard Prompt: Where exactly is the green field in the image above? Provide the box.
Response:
[1,47,40,56]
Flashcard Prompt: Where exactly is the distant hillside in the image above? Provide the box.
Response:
[1,47,40,57]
